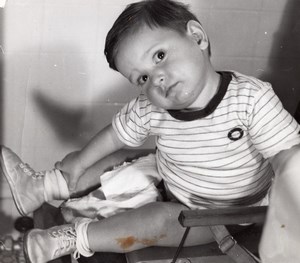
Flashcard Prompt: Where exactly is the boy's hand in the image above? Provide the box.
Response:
[55,151,86,194]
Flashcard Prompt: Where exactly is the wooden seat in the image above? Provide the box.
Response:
[178,206,267,227]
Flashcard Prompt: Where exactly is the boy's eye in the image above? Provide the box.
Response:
[157,51,165,60]
[155,51,165,62]
[138,75,148,85]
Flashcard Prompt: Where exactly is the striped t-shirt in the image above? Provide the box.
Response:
[112,71,300,209]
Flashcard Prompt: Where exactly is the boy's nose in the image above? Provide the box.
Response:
[152,73,165,87]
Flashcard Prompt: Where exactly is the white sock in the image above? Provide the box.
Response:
[74,218,94,258]
[44,169,70,202]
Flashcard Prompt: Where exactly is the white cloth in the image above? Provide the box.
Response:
[44,169,70,201]
[61,154,162,221]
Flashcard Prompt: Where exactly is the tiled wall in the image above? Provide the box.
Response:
[0,0,300,235]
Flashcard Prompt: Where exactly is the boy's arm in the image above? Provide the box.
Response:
[260,143,300,260]
[79,124,126,169]
[56,123,126,191]
[269,144,300,177]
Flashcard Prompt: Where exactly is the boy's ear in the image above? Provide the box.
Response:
[186,20,209,50]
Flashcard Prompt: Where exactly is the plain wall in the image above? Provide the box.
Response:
[0,0,300,235]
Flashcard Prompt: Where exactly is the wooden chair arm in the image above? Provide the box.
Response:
[178,206,268,227]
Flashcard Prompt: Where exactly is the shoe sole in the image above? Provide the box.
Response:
[23,230,33,263]
[0,147,26,216]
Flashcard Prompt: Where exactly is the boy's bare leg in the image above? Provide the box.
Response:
[74,148,154,197]
[87,201,214,252]
[24,201,214,262]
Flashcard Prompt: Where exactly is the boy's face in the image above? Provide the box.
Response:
[115,21,210,110]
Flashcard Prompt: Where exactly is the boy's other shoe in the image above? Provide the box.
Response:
[24,224,77,263]
[0,145,45,215]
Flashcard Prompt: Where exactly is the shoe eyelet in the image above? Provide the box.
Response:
[19,163,26,169]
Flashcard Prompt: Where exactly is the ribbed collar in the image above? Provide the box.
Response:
[168,71,232,121]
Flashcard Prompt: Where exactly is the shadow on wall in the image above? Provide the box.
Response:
[30,41,134,150]
[33,91,98,147]
[259,0,300,119]
[30,43,106,149]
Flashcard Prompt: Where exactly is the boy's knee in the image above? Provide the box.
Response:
[141,202,186,228]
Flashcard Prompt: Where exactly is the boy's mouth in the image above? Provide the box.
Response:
[165,82,178,97]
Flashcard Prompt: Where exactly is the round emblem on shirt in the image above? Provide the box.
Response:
[228,127,244,141]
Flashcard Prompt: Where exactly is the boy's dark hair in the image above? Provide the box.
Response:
[104,0,210,71]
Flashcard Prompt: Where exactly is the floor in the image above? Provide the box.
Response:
[0,235,25,263]
[0,251,19,263]
[0,215,34,263]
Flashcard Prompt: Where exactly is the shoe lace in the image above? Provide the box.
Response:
[50,226,78,258]
[19,163,44,179]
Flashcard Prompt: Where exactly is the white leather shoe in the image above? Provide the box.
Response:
[0,145,45,215]
[24,224,77,263]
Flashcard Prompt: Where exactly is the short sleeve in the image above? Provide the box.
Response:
[248,82,300,158]
[112,94,152,147]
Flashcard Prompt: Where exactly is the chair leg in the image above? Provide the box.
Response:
[210,225,259,263]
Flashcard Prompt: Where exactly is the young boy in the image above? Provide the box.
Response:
[1,0,300,262]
